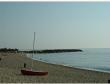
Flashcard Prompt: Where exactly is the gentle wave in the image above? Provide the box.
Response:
[27,48,110,73]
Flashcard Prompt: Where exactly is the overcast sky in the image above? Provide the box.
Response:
[0,2,110,50]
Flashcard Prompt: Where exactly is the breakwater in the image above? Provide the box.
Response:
[22,49,83,54]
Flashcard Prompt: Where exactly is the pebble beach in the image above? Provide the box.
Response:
[0,52,110,83]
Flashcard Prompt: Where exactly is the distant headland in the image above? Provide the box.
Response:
[0,48,83,53]
[22,49,83,54]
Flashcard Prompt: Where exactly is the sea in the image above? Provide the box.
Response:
[27,48,110,73]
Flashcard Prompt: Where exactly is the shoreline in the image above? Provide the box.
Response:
[31,57,110,74]
[0,52,110,83]
[27,53,110,74]
[35,59,110,74]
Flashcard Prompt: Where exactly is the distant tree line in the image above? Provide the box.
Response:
[0,48,19,53]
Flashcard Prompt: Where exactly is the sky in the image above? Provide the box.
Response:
[0,2,110,50]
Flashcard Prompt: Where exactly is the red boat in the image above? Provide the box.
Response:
[21,32,48,76]
[21,69,48,76]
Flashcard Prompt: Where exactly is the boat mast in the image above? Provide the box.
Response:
[32,32,36,69]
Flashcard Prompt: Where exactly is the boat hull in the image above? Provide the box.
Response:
[21,69,48,76]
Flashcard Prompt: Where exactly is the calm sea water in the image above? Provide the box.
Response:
[27,48,110,73]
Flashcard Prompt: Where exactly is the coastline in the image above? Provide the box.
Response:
[0,52,110,83]
[21,49,83,54]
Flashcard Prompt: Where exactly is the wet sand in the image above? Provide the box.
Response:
[0,52,110,83]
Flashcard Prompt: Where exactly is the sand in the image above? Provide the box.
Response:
[0,52,110,83]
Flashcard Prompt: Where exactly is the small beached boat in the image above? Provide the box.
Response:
[21,32,48,76]
[21,69,48,76]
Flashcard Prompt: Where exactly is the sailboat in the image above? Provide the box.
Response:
[21,32,48,76]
